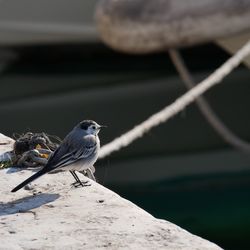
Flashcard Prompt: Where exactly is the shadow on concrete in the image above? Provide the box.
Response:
[0,193,60,216]
[6,167,38,174]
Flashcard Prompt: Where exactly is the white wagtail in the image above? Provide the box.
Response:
[11,120,105,192]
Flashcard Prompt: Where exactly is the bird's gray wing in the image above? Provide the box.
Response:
[46,138,96,171]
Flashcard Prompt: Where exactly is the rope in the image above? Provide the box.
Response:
[168,49,250,154]
[99,40,250,159]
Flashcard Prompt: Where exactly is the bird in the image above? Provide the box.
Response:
[11,120,105,192]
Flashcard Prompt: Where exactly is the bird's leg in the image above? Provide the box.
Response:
[80,168,96,182]
[70,170,78,181]
[70,170,83,187]
[70,170,89,188]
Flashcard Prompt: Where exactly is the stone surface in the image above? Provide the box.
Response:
[0,133,14,162]
[0,134,222,249]
[0,133,14,151]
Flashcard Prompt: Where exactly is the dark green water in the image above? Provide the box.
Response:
[108,172,250,250]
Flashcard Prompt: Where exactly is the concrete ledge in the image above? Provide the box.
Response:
[0,134,222,249]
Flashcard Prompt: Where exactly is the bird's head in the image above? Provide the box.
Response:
[78,120,106,136]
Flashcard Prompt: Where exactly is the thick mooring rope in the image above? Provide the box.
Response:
[168,49,250,154]
[99,40,250,159]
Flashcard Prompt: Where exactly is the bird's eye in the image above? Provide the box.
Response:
[92,126,96,130]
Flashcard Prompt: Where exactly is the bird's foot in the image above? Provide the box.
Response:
[71,180,91,188]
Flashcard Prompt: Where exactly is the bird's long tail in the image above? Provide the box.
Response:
[11,168,47,192]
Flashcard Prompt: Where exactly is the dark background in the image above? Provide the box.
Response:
[1,43,250,249]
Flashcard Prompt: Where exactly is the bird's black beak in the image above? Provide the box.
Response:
[99,125,107,129]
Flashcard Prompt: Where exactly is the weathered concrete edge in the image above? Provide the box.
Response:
[0,134,222,249]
